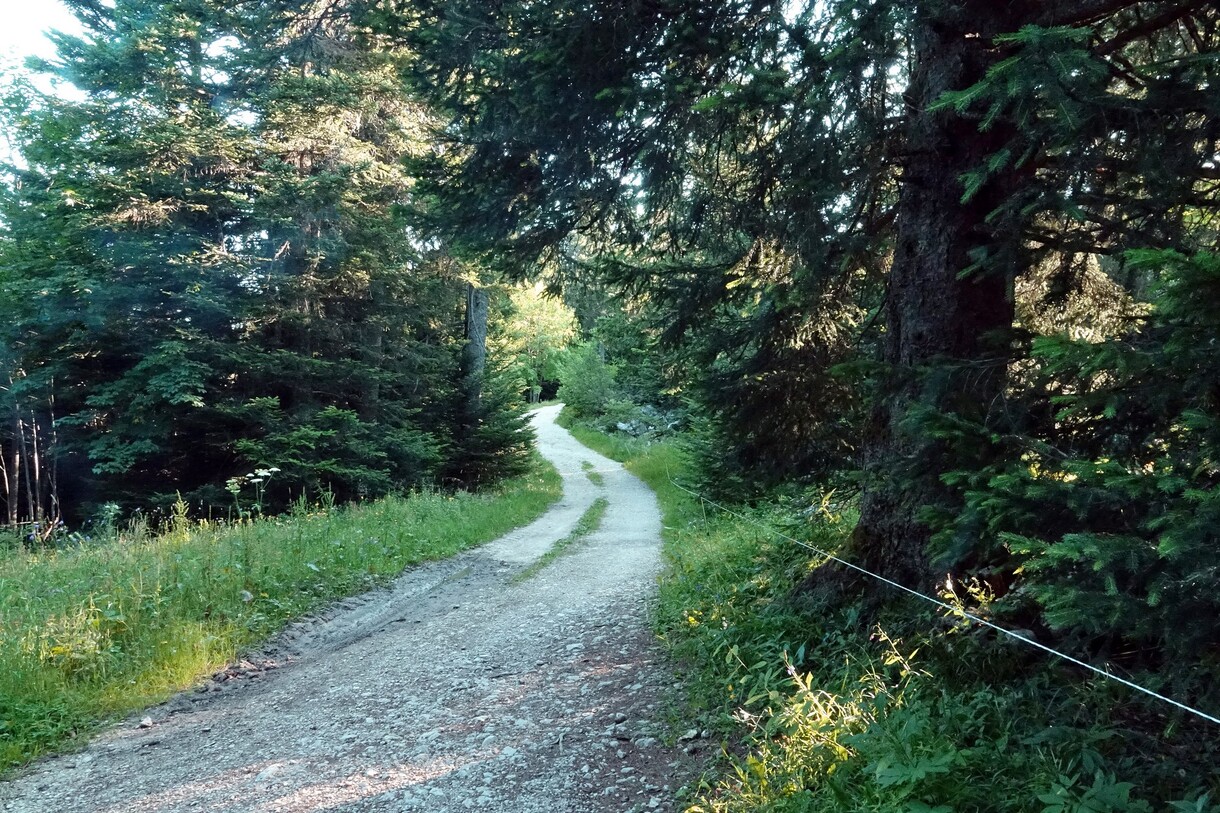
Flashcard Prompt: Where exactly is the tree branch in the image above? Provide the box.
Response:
[1095,0,1212,56]
[1035,0,1141,28]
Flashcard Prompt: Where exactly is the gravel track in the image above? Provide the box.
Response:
[1,405,702,812]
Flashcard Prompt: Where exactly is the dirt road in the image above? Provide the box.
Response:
[1,405,700,812]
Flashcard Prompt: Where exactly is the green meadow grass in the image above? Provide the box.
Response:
[0,457,561,771]
[555,409,653,462]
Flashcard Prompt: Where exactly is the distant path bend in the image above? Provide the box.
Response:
[1,405,698,813]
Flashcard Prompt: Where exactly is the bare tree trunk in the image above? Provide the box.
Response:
[0,440,7,524]
[46,387,60,524]
[6,405,18,527]
[1,433,13,528]
[29,411,43,526]
[18,413,35,533]
[462,282,490,417]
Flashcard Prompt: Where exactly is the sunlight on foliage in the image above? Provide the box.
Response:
[0,456,561,771]
[565,420,1218,813]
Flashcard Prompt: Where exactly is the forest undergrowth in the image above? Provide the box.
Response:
[0,456,561,772]
[563,413,1219,813]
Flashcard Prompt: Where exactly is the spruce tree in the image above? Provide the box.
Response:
[0,0,534,522]
[397,0,1220,597]
[2,0,257,516]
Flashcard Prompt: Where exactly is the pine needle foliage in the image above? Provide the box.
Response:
[929,250,1220,698]
[0,0,533,523]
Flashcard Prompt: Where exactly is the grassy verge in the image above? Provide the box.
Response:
[0,456,561,771]
[556,409,694,532]
[559,411,1218,812]
[581,461,605,487]
[512,497,609,583]
[556,408,654,463]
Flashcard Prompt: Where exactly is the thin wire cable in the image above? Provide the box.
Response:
[667,479,1220,727]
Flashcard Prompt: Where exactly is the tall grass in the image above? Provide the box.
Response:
[0,458,561,770]
[561,413,1219,813]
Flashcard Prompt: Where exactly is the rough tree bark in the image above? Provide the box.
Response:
[358,321,383,422]
[461,282,490,419]
[854,1,1029,589]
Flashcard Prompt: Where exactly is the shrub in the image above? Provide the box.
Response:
[556,343,618,418]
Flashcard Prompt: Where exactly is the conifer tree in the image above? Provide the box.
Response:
[396,0,1220,603]
[0,0,534,523]
[1,0,257,517]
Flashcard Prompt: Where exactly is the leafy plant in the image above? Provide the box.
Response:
[565,420,1218,813]
[556,343,619,419]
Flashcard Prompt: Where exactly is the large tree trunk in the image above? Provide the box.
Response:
[461,282,490,418]
[18,413,36,532]
[854,1,1028,590]
[29,412,43,526]
[358,321,383,422]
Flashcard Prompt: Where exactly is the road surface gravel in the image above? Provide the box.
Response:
[0,405,701,812]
